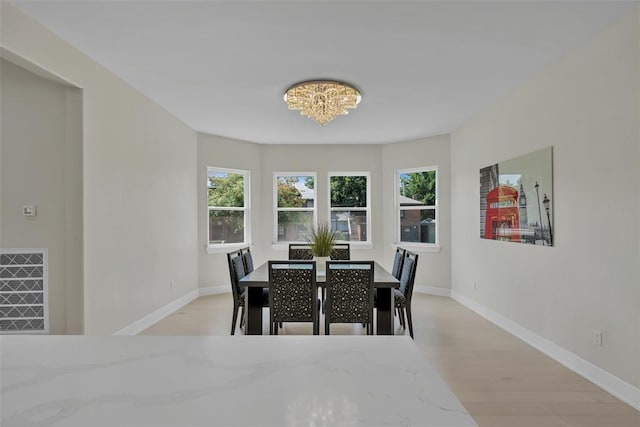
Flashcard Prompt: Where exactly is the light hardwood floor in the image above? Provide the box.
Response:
[141,293,639,427]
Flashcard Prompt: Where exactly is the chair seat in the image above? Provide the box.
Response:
[239,288,270,307]
[393,289,407,307]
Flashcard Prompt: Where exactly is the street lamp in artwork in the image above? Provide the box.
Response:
[543,193,553,245]
[534,182,544,242]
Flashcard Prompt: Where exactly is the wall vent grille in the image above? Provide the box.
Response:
[0,249,48,334]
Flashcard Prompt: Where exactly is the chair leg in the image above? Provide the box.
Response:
[314,301,320,335]
[400,307,406,328]
[406,306,414,339]
[325,322,330,335]
[239,306,245,328]
[231,303,239,335]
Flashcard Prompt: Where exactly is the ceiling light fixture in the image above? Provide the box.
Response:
[283,80,361,126]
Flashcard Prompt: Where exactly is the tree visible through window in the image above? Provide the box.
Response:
[397,168,437,244]
[329,173,370,242]
[208,168,249,245]
[275,174,316,242]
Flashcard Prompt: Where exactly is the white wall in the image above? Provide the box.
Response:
[450,10,639,390]
[1,2,199,334]
[382,135,451,293]
[0,58,83,334]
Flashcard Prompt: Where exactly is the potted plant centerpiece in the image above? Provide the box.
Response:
[307,222,337,274]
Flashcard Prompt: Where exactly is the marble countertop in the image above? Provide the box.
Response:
[1,335,476,427]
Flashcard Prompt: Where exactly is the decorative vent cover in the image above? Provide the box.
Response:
[0,249,48,334]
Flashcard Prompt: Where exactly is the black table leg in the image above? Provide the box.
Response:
[376,288,395,335]
[245,287,264,335]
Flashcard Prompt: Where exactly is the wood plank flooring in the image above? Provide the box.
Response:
[141,293,639,427]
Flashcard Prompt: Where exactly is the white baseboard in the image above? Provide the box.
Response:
[198,285,228,296]
[113,289,200,336]
[414,285,451,297]
[450,290,640,411]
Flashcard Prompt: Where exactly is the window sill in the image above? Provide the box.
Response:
[392,243,441,253]
[205,243,252,254]
[271,242,375,251]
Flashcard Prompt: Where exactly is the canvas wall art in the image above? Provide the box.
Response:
[480,147,553,246]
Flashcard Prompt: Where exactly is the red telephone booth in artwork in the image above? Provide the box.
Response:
[484,186,520,241]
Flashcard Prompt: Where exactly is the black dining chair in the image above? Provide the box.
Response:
[268,260,320,335]
[324,260,375,335]
[288,243,314,260]
[227,249,268,335]
[389,246,406,320]
[288,243,322,315]
[391,246,406,280]
[241,246,254,273]
[378,250,419,338]
[330,243,350,260]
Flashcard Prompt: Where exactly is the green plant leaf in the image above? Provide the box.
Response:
[306,222,337,257]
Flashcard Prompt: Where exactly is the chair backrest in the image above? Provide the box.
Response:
[288,243,314,260]
[268,261,317,323]
[241,247,254,273]
[325,260,374,324]
[391,247,406,279]
[399,250,419,300]
[226,249,245,298]
[330,243,350,260]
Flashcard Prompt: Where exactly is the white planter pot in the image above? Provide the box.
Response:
[314,256,330,275]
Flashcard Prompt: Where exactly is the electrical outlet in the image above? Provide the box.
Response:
[592,330,603,348]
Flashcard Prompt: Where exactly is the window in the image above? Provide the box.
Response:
[274,173,316,242]
[396,167,438,245]
[208,167,250,246]
[329,172,370,243]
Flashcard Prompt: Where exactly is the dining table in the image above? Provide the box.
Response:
[239,261,400,335]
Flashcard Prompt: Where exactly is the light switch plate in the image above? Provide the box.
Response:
[23,206,36,216]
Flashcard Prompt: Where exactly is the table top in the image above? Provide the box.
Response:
[241,260,400,288]
[1,336,477,427]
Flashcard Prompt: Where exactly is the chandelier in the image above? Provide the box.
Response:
[283,80,361,126]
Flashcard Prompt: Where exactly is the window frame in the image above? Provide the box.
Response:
[327,171,372,245]
[273,172,318,244]
[395,166,439,249]
[206,166,251,251]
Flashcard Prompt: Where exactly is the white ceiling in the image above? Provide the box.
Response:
[11,1,636,144]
